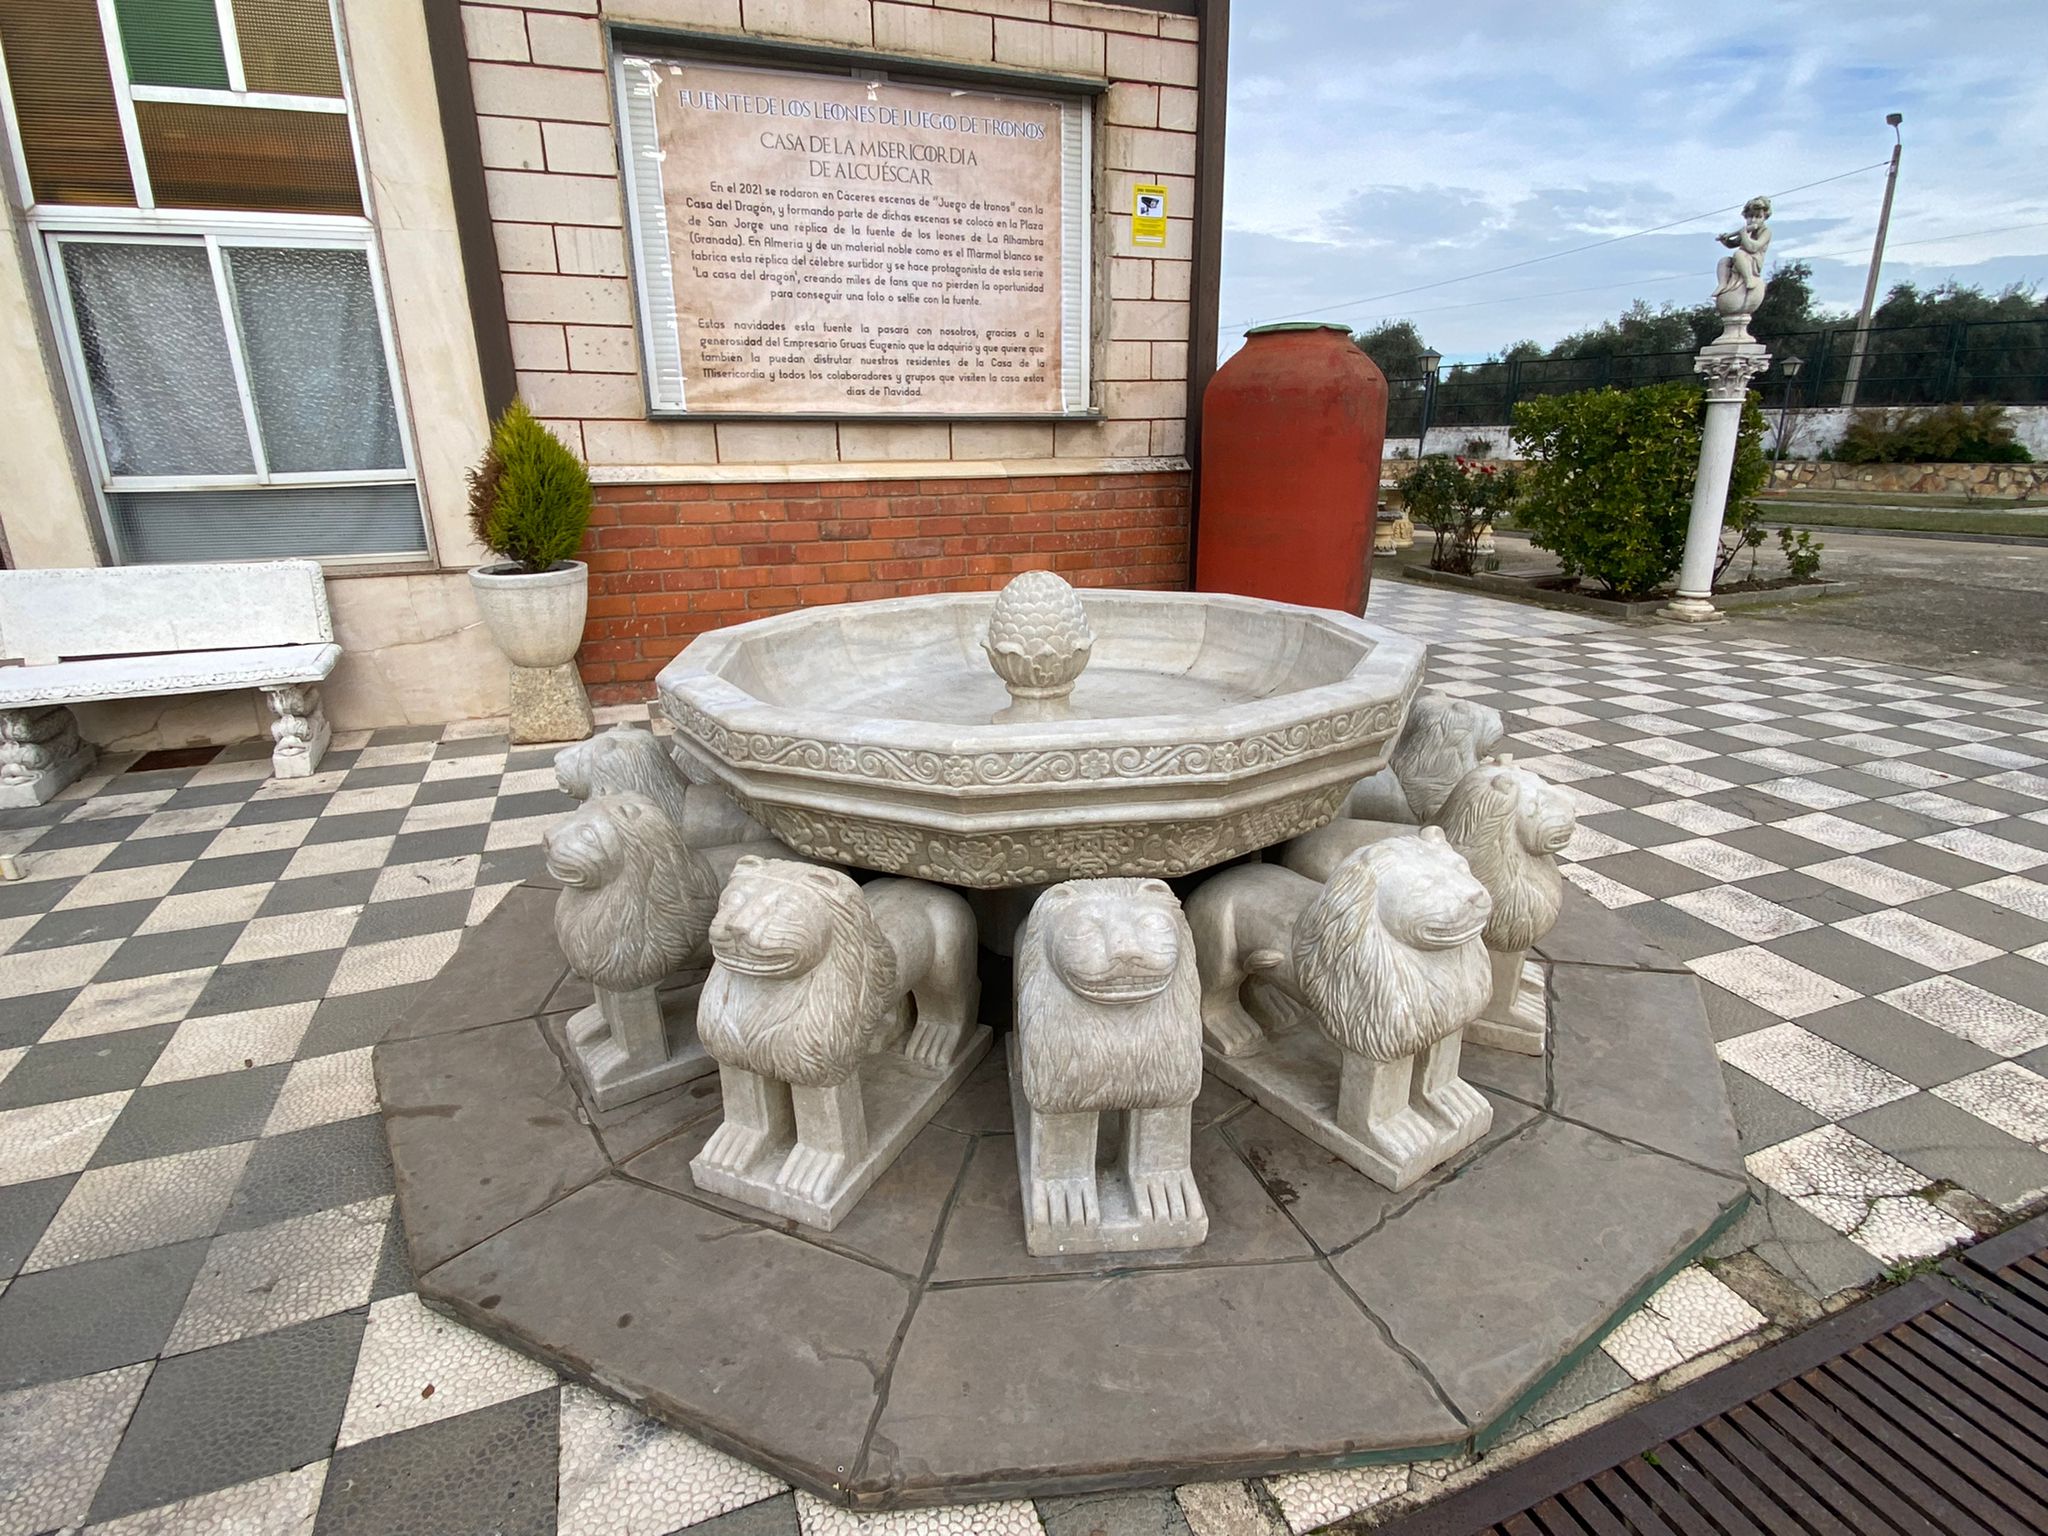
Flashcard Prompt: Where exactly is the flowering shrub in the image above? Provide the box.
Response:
[1401,455,1521,575]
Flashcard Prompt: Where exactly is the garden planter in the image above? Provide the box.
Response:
[470,560,594,743]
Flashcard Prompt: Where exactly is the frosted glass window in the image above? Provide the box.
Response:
[61,242,255,477]
[226,247,403,472]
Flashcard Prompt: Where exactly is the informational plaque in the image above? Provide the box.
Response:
[615,54,1092,417]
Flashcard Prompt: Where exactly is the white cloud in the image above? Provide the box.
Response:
[1216,0,2048,357]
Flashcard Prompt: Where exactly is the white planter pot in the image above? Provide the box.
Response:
[469,560,589,669]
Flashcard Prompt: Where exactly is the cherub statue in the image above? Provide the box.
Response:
[1713,197,1772,335]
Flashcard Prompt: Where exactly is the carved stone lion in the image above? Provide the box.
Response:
[1344,691,1506,825]
[546,791,720,995]
[556,724,765,849]
[695,858,979,1210]
[1185,829,1495,1190]
[1016,878,1205,1241]
[544,792,723,1108]
[1435,755,1576,1052]
[698,859,901,1088]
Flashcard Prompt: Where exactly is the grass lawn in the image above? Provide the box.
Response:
[1757,499,2048,539]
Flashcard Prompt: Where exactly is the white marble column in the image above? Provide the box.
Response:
[1660,342,1771,623]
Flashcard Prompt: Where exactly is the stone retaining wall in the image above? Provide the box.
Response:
[1378,458,2048,504]
[1765,460,2048,500]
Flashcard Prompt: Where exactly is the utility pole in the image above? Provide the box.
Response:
[1840,113,1903,406]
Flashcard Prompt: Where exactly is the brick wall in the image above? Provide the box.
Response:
[579,468,1190,699]
[458,0,1201,470]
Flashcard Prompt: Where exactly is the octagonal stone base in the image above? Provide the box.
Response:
[375,880,1746,1510]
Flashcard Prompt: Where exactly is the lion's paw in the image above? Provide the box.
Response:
[1131,1167,1204,1227]
[699,1118,767,1176]
[902,1017,964,1071]
[776,1144,848,1203]
[1031,1174,1100,1232]
[1420,1076,1491,1137]
[1202,999,1266,1058]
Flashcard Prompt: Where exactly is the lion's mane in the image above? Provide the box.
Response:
[1435,759,1573,952]
[1390,693,1507,822]
[548,792,719,992]
[1292,838,1493,1063]
[556,726,695,830]
[699,862,899,1088]
[1018,878,1203,1115]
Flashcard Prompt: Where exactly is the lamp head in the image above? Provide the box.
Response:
[1782,356,1805,377]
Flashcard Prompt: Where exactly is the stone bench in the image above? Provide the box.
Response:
[0,561,341,807]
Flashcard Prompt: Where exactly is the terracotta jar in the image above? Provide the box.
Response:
[1195,321,1388,614]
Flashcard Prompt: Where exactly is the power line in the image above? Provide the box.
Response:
[1224,160,1892,332]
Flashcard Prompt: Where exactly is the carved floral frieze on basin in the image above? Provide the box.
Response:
[658,587,1425,888]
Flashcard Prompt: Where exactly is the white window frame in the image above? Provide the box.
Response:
[0,0,434,566]
[41,221,420,492]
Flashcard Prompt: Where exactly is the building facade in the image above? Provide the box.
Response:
[0,0,1225,742]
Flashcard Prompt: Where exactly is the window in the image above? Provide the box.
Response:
[0,0,429,563]
[47,233,424,561]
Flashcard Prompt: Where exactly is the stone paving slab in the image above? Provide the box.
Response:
[3,583,2046,1532]
[384,861,1741,1508]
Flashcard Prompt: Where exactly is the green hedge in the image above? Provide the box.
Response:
[1510,382,1768,598]
[1831,403,2032,465]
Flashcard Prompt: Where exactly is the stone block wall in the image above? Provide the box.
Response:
[456,0,1201,470]
[453,0,1206,701]
[1765,459,2048,501]
[580,470,1190,697]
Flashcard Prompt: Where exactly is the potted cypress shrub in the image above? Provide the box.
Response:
[466,400,596,742]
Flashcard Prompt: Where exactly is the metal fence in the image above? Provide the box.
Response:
[1383,317,2048,438]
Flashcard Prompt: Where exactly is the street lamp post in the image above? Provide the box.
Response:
[1841,113,1904,407]
[1417,347,1442,454]
[1773,354,1806,465]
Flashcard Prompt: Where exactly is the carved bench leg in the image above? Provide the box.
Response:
[0,705,97,808]
[261,684,331,779]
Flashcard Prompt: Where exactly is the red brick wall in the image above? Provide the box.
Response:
[578,470,1192,702]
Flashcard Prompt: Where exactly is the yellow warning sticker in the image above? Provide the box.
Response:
[1131,183,1168,247]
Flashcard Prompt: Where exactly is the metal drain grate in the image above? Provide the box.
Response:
[1371,1213,2048,1536]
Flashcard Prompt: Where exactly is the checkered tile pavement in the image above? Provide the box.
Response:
[2,585,2046,1536]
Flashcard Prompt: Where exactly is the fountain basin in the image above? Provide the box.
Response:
[658,588,1425,887]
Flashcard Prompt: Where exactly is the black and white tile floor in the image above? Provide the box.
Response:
[2,584,2044,1535]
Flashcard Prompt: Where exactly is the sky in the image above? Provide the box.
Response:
[1214,0,2048,362]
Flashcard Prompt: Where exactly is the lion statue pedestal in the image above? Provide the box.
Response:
[689,858,991,1231]
[1011,878,1208,1257]
[1186,830,1496,1192]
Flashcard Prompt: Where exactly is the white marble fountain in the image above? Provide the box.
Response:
[656,571,1427,887]
[542,573,1571,1255]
